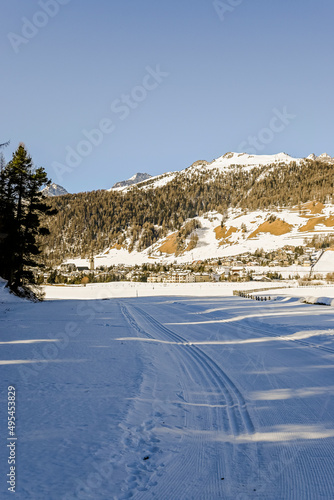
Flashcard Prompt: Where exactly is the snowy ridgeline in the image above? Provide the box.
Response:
[41,183,68,197]
[1,281,334,498]
[44,151,334,196]
[108,151,334,193]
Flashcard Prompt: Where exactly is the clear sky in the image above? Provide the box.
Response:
[1,0,334,193]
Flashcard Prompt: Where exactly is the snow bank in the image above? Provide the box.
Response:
[301,296,334,306]
[0,279,22,304]
[253,283,334,306]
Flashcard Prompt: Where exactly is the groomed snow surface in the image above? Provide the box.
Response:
[1,282,334,499]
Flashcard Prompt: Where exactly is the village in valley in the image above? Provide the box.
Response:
[42,244,328,286]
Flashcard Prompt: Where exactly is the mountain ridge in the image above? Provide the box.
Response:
[41,182,68,197]
[110,172,152,190]
[106,152,333,194]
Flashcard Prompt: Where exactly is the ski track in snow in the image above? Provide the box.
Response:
[114,298,334,499]
[118,303,260,499]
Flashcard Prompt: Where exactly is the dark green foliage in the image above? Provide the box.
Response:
[47,269,58,284]
[0,144,56,295]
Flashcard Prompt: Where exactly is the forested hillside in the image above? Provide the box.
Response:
[41,159,334,265]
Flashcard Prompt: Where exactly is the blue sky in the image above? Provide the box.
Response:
[1,0,334,193]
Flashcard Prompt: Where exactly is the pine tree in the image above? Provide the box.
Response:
[0,142,11,275]
[0,144,57,295]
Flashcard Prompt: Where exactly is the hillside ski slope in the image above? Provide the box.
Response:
[68,201,334,269]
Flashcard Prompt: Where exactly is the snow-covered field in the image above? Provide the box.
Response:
[1,282,334,499]
[43,281,296,300]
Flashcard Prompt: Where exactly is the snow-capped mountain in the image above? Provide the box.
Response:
[317,153,334,161]
[110,173,152,190]
[307,153,333,162]
[209,151,300,169]
[112,152,303,193]
[41,183,68,197]
[110,151,334,194]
